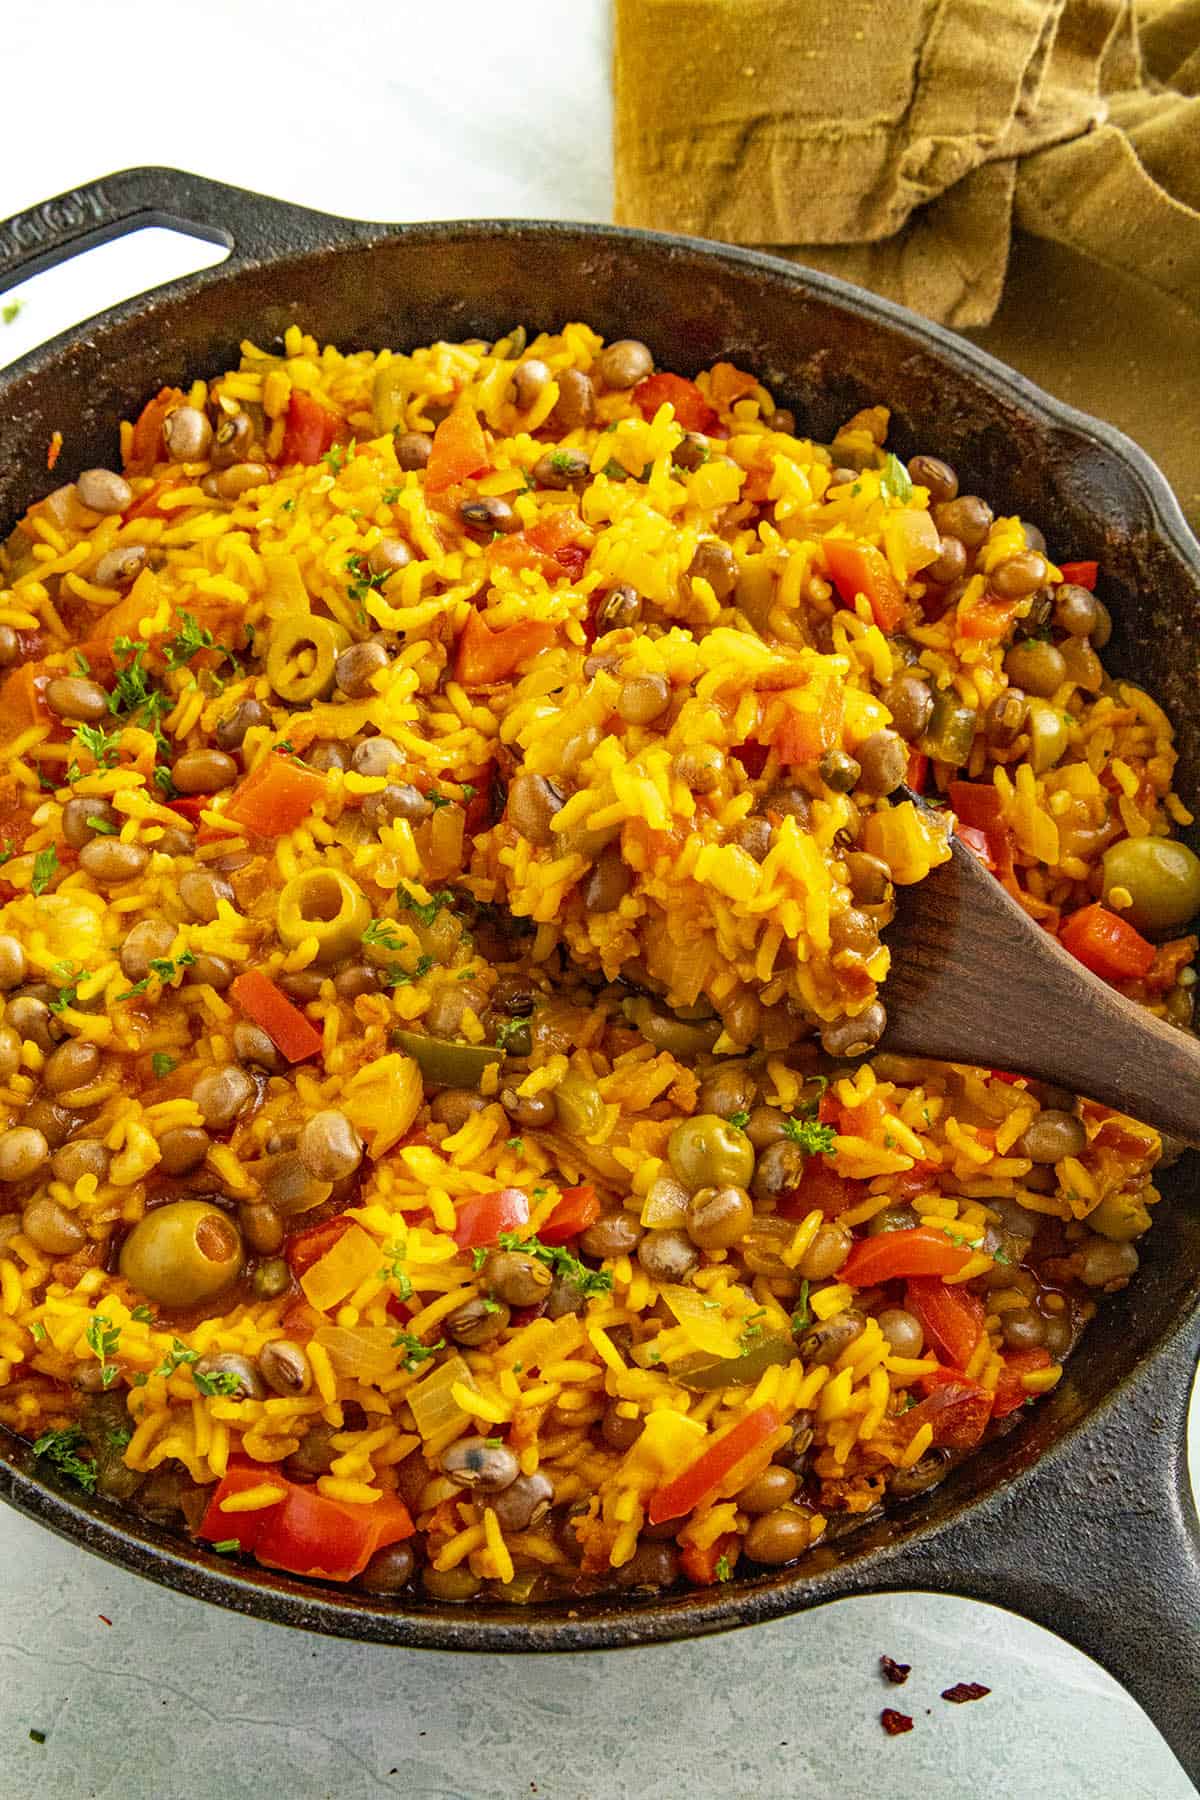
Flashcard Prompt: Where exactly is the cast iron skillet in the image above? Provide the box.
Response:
[0,167,1198,1777]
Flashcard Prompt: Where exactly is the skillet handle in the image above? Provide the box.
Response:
[0,166,351,296]
[841,1310,1200,1784]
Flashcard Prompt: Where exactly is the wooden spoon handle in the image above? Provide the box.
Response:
[881,838,1200,1146]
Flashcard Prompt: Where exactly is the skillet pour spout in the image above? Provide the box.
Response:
[0,167,1198,1784]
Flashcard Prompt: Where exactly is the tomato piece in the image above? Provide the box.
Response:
[1060,903,1155,982]
[648,1404,781,1524]
[957,595,1021,641]
[0,662,51,734]
[166,795,206,823]
[840,1226,973,1287]
[230,970,324,1064]
[281,390,340,466]
[425,403,489,492]
[197,1463,286,1554]
[731,741,769,779]
[680,1531,740,1586]
[539,1184,599,1246]
[990,1348,1053,1418]
[833,1091,886,1141]
[127,386,186,472]
[225,753,327,836]
[286,1215,355,1278]
[823,540,906,633]
[452,1186,531,1251]
[777,1159,866,1221]
[904,1277,985,1369]
[904,1375,992,1450]
[1058,561,1097,591]
[632,372,716,433]
[526,510,582,555]
[454,610,557,686]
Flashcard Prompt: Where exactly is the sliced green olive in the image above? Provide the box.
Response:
[1101,836,1200,933]
[392,1031,504,1087]
[552,1070,606,1138]
[919,691,977,767]
[668,1113,755,1190]
[674,1334,796,1391]
[119,1201,244,1308]
[267,615,351,703]
[1024,698,1070,774]
[277,869,371,961]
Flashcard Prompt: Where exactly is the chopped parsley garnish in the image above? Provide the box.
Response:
[394,883,456,928]
[791,1279,812,1335]
[0,840,14,866]
[151,1053,177,1079]
[459,783,477,802]
[31,846,58,895]
[155,1338,199,1379]
[737,1308,767,1351]
[29,1320,47,1344]
[494,1014,532,1051]
[385,952,436,989]
[31,1426,96,1491]
[74,651,91,676]
[381,486,402,505]
[71,723,121,773]
[471,1246,488,1272]
[392,1330,444,1373]
[3,300,23,325]
[130,1304,154,1323]
[782,1117,837,1155]
[163,610,216,672]
[322,440,356,473]
[362,918,406,954]
[106,1425,133,1450]
[48,961,87,1013]
[116,950,195,1001]
[85,1312,121,1386]
[378,1242,414,1300]
[345,552,390,605]
[879,453,913,505]
[192,1367,244,1397]
[506,1137,525,1154]
[495,1231,613,1298]
[210,1539,241,1554]
[714,1554,732,1582]
[728,1109,750,1131]
[85,814,117,835]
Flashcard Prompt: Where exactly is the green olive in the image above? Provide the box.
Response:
[668,1113,755,1191]
[119,1201,244,1308]
[1024,698,1070,774]
[277,868,372,961]
[553,1070,605,1138]
[1101,836,1200,933]
[267,615,351,703]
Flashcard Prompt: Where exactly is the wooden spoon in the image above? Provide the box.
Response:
[880,826,1200,1146]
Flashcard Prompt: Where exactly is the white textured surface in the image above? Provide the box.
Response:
[0,2,1196,1795]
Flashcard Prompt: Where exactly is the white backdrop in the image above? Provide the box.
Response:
[0,3,1195,1795]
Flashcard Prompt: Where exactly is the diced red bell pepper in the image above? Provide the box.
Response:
[1058,561,1098,591]
[905,751,928,794]
[990,1347,1053,1419]
[648,1404,782,1524]
[777,1160,866,1221]
[680,1531,740,1586]
[225,752,327,836]
[286,1215,355,1278]
[904,1277,985,1370]
[198,1462,413,1581]
[454,609,557,686]
[832,1090,886,1141]
[425,404,490,492]
[904,1374,993,1450]
[126,386,186,473]
[230,969,324,1064]
[1060,903,1155,982]
[840,1226,973,1287]
[539,1184,600,1246]
[452,1186,530,1251]
[281,390,340,466]
[165,795,206,824]
[631,372,716,434]
[823,540,906,633]
[949,780,1015,881]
